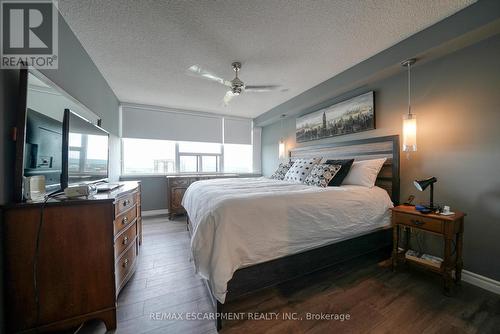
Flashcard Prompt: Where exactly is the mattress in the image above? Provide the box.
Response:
[182,177,393,303]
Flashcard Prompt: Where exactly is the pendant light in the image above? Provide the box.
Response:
[402,58,417,156]
[278,114,286,160]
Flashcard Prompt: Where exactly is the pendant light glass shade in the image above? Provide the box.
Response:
[278,139,286,160]
[402,113,417,152]
[401,58,417,153]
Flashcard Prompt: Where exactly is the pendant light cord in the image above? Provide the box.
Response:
[280,115,285,141]
[407,62,411,115]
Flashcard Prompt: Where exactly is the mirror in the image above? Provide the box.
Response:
[14,69,100,201]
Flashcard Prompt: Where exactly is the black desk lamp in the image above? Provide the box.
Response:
[414,177,437,210]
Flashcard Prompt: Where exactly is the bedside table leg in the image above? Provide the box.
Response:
[392,225,399,270]
[455,223,464,283]
[443,236,453,294]
[404,226,411,252]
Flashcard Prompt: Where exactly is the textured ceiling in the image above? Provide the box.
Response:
[58,0,475,118]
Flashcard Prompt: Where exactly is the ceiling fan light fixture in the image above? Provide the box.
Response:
[187,61,285,106]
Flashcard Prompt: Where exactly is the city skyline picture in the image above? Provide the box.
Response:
[296,91,375,142]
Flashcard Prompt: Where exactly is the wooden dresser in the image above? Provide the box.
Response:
[2,181,142,333]
[166,174,237,219]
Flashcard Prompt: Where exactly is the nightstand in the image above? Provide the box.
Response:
[391,205,466,294]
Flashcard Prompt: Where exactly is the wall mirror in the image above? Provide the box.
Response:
[14,69,100,201]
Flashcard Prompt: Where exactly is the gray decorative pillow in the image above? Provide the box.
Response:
[270,162,293,180]
[283,158,321,183]
[304,163,342,187]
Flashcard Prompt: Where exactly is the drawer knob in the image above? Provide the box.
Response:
[122,217,128,225]
[411,219,424,226]
[122,236,129,245]
[123,258,129,268]
[123,200,130,207]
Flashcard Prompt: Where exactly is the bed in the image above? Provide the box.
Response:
[183,135,400,330]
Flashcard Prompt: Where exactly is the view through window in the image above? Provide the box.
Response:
[122,139,253,174]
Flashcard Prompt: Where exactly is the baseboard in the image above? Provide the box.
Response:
[462,270,500,295]
[142,209,169,217]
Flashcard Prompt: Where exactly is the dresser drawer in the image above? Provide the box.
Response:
[116,242,137,290]
[394,212,443,234]
[115,193,136,216]
[115,222,137,259]
[114,206,137,236]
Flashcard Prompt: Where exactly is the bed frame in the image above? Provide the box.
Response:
[188,135,400,331]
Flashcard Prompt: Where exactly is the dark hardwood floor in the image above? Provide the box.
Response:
[78,215,500,334]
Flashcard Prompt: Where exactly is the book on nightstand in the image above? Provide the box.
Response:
[402,249,443,269]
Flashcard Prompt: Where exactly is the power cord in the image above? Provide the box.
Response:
[73,321,85,334]
[33,190,64,327]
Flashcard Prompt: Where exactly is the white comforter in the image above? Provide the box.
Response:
[182,177,393,303]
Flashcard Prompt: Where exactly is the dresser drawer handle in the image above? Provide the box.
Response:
[123,258,129,268]
[122,236,129,245]
[123,199,130,207]
[411,219,424,226]
[122,217,128,225]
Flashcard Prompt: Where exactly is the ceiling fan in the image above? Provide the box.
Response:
[187,62,285,105]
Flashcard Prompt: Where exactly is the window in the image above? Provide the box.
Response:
[121,139,254,175]
[122,138,175,174]
[179,155,197,173]
[202,156,218,172]
[178,141,222,173]
[223,144,253,173]
[178,142,221,154]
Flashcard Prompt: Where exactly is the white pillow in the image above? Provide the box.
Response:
[283,158,321,183]
[342,158,387,188]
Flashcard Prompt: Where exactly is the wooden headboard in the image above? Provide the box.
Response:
[289,135,400,205]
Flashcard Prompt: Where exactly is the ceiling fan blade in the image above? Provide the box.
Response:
[187,65,231,86]
[244,85,282,92]
[223,90,235,106]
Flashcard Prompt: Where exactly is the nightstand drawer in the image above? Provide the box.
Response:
[171,178,191,187]
[394,212,443,234]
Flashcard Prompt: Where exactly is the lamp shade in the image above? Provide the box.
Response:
[402,113,417,152]
[278,139,286,160]
[413,176,437,191]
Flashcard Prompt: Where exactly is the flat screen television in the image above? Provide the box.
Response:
[61,109,109,189]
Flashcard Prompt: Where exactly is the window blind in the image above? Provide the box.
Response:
[121,105,223,143]
[223,117,252,145]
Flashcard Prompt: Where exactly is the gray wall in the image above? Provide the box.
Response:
[38,19,120,136]
[0,12,120,332]
[262,35,500,281]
